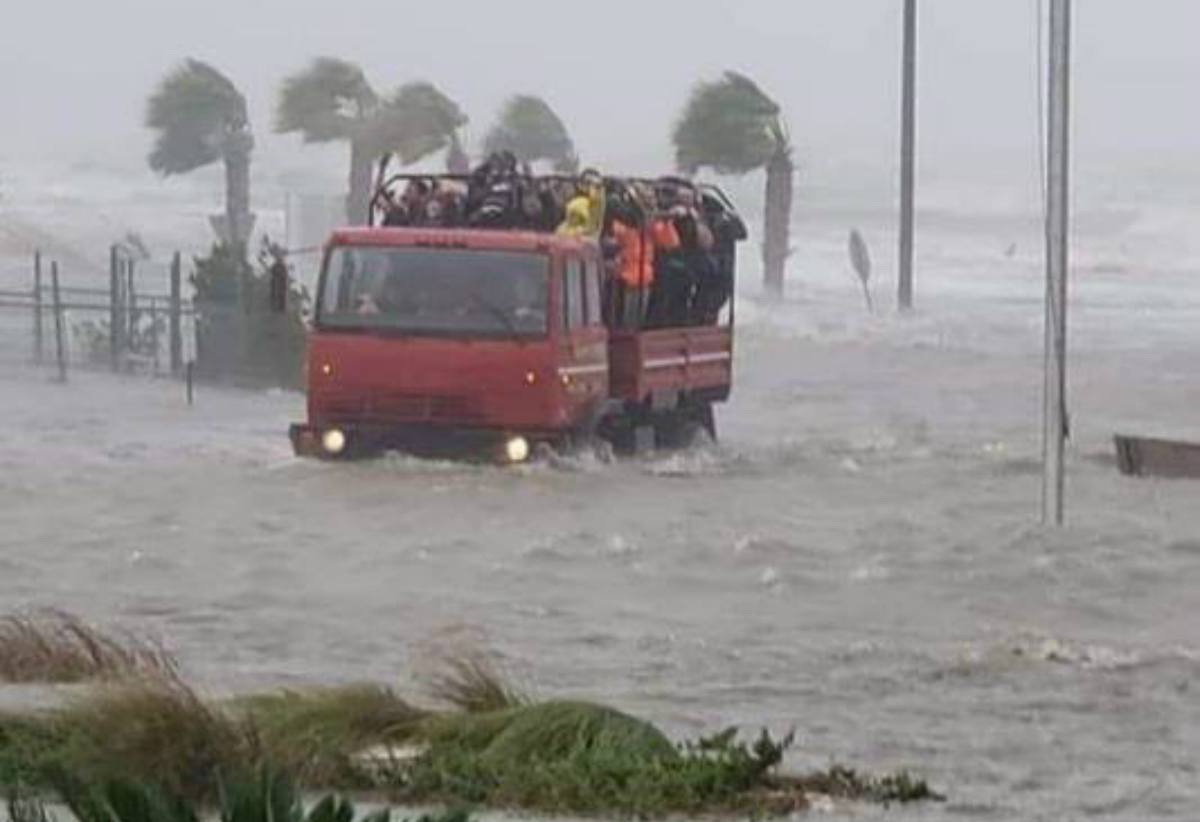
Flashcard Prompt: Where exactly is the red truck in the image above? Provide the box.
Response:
[289,174,744,462]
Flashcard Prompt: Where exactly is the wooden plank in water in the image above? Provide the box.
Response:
[1114,434,1200,479]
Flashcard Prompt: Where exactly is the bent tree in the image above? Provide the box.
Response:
[673,71,794,298]
[483,95,579,174]
[146,59,254,248]
[277,58,467,224]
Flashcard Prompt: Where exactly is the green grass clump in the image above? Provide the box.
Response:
[0,644,945,817]
[795,764,946,805]
[0,711,63,788]
[37,677,254,802]
[420,653,527,714]
[415,708,520,755]
[479,700,676,768]
[394,712,793,816]
[236,685,427,787]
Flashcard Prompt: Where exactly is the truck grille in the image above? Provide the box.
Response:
[321,392,483,424]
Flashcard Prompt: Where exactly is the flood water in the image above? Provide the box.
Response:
[2,181,1199,820]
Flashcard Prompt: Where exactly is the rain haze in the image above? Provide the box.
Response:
[5,2,1200,172]
[1,2,1198,820]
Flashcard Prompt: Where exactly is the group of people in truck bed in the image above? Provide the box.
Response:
[376,151,747,330]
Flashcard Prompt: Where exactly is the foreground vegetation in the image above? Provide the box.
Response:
[6,773,470,822]
[0,611,176,684]
[0,612,943,817]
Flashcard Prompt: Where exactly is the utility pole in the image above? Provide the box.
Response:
[1042,0,1072,525]
[898,0,917,311]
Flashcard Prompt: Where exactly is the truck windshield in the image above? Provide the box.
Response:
[317,246,549,337]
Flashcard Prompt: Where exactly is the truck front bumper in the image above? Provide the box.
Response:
[289,422,542,463]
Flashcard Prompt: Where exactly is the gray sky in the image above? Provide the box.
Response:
[2,1,1198,187]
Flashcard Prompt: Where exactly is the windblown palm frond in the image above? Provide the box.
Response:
[369,81,468,165]
[276,57,378,143]
[672,71,785,176]
[146,59,248,176]
[672,70,795,297]
[483,95,577,170]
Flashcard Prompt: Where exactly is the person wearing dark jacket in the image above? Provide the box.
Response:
[649,185,713,327]
[693,191,747,323]
[517,180,563,232]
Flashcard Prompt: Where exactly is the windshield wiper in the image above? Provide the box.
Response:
[468,292,525,344]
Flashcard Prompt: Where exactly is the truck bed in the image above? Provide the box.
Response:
[607,325,733,405]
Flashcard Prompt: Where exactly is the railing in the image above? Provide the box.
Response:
[0,247,196,382]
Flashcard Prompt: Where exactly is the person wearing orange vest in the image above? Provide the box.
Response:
[609,206,679,328]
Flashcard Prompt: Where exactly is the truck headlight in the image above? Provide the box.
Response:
[322,428,347,455]
[504,436,530,463]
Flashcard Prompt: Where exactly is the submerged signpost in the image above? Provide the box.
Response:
[849,229,874,313]
[1042,0,1072,526]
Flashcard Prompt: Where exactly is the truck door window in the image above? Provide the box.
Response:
[562,258,584,331]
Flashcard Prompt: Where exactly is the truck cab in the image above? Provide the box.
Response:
[290,172,743,462]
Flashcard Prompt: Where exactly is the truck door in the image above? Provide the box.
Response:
[556,251,609,423]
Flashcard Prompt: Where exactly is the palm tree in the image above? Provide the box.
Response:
[446,133,471,174]
[146,59,254,249]
[372,81,470,166]
[275,58,375,225]
[672,71,794,297]
[277,58,467,224]
[483,95,579,173]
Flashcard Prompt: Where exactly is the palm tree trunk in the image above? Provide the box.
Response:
[762,145,794,298]
[446,134,470,174]
[347,138,374,225]
[223,140,253,250]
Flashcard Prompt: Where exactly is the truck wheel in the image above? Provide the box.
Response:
[591,438,616,464]
[655,403,716,450]
[567,431,616,464]
[653,413,687,449]
[596,413,637,456]
[532,440,561,464]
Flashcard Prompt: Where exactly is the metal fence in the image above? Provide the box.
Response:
[0,247,196,383]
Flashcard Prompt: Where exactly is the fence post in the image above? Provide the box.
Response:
[51,262,67,383]
[109,245,120,371]
[149,297,160,375]
[126,259,137,347]
[169,251,182,376]
[33,251,44,364]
